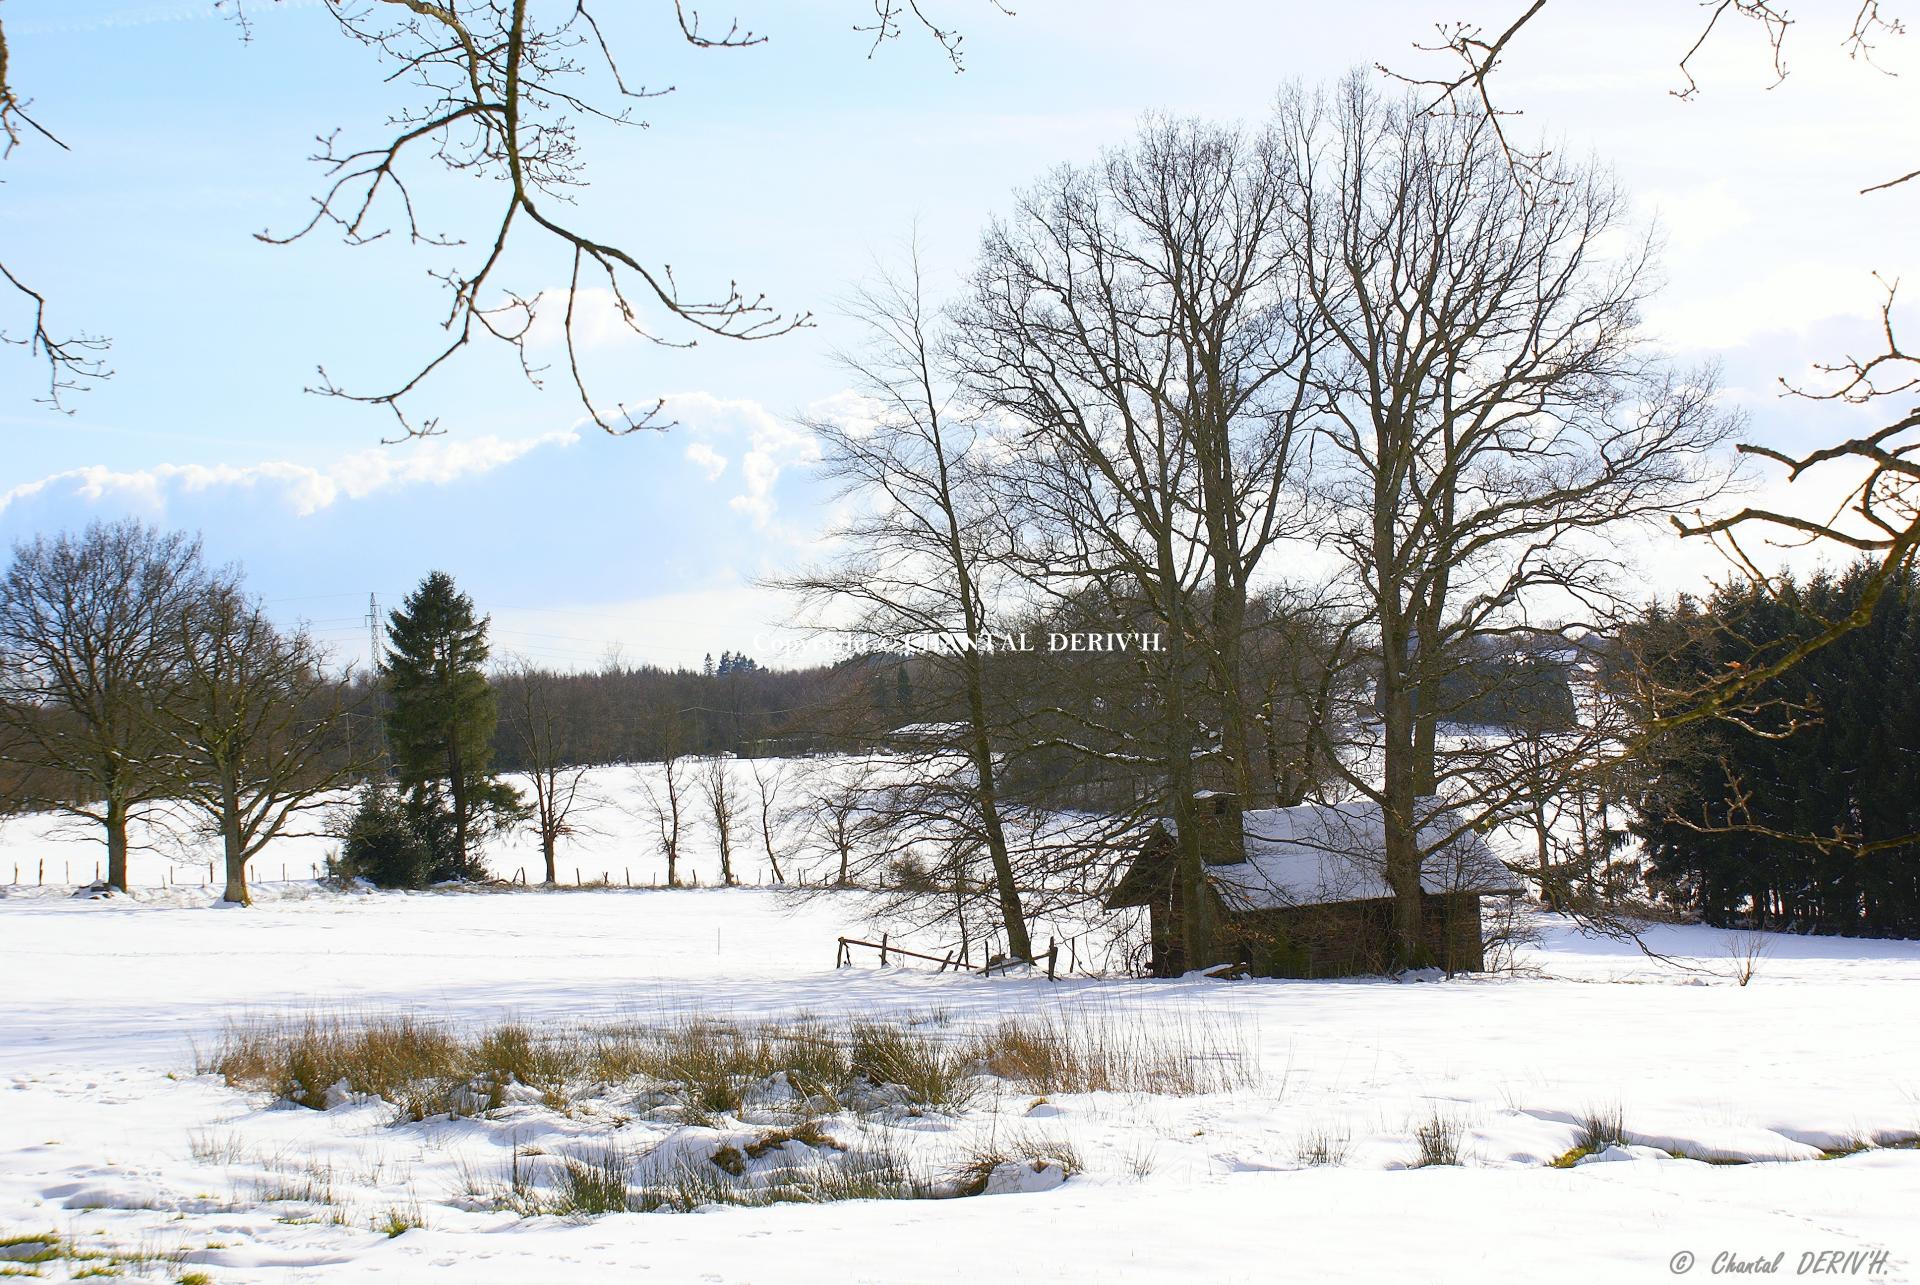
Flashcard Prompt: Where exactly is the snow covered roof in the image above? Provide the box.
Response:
[1206,801,1519,911]
[886,721,969,742]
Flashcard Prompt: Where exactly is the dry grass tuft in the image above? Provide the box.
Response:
[948,1134,1081,1197]
[969,1013,1256,1096]
[1412,1108,1467,1167]
[1294,1125,1352,1167]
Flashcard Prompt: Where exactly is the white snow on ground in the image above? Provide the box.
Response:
[1,885,1917,1282]
[0,758,867,893]
[2,762,1918,1283]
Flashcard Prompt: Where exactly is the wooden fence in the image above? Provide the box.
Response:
[835,933,1059,979]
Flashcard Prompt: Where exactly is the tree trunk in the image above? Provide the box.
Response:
[104,796,130,892]
[760,822,784,884]
[1380,623,1429,968]
[448,729,468,879]
[220,774,250,905]
[1533,796,1555,911]
[1163,624,1213,969]
[964,649,1031,961]
[542,830,557,885]
[1210,580,1257,803]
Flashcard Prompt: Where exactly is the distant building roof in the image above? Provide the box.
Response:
[1206,801,1519,910]
[886,721,968,743]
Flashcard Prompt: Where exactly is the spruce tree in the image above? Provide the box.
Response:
[383,571,517,880]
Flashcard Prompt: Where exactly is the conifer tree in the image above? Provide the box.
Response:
[383,571,517,880]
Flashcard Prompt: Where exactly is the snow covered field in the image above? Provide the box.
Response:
[0,759,838,894]
[2,878,1917,1284]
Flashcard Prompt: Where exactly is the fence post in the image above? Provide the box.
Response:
[880,932,889,966]
[1047,939,1058,981]
[38,859,44,886]
[625,868,631,887]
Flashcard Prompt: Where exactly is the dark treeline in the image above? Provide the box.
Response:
[474,656,887,771]
[1631,559,1920,937]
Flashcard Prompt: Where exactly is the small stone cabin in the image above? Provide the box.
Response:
[1105,792,1520,978]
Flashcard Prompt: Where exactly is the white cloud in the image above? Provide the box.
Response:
[684,441,728,481]
[661,391,824,529]
[0,430,578,519]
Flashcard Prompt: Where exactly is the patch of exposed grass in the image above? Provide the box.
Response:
[849,1022,976,1113]
[711,1122,842,1177]
[1412,1109,1466,1168]
[199,1015,466,1118]
[1575,1104,1626,1153]
[969,1013,1256,1096]
[948,1134,1080,1197]
[1294,1125,1352,1168]
[634,1140,934,1211]
[0,1234,184,1281]
[552,1147,634,1217]
[747,1120,839,1158]
[1664,1147,1752,1165]
[376,1202,427,1237]
[1552,1103,1629,1168]
[186,1129,249,1166]
[0,1234,60,1266]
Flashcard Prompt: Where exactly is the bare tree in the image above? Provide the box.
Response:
[499,655,595,885]
[0,521,217,890]
[1274,79,1736,963]
[954,114,1320,968]
[794,755,887,888]
[779,242,1034,956]
[637,731,691,886]
[4,2,1005,424]
[0,13,112,411]
[701,754,739,885]
[162,584,365,905]
[749,757,787,883]
[1385,3,1920,727]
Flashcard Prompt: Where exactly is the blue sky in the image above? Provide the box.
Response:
[2,0,1915,669]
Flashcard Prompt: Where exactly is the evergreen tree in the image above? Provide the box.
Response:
[1630,559,1920,935]
[336,782,434,889]
[383,571,518,879]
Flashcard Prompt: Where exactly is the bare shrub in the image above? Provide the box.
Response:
[1726,928,1773,987]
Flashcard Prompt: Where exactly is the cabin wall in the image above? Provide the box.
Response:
[1223,893,1489,978]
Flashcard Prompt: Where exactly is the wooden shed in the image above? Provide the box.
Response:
[1105,792,1520,978]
